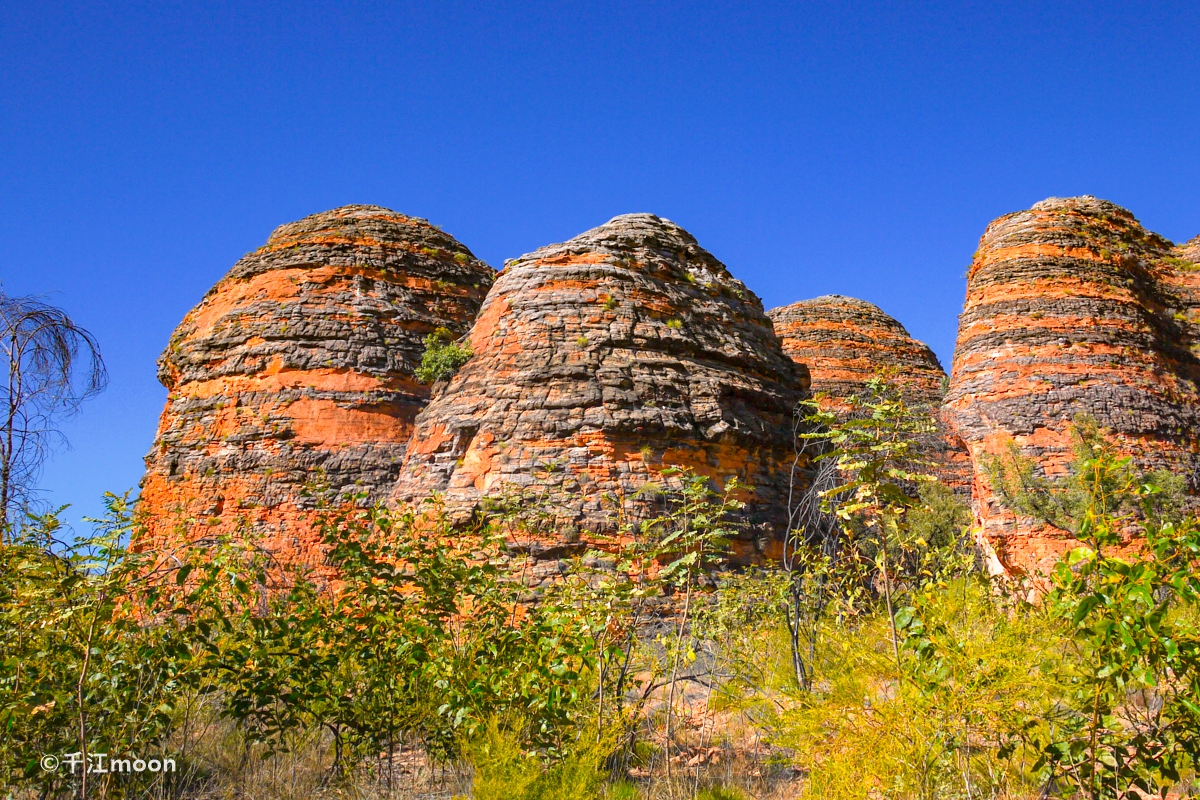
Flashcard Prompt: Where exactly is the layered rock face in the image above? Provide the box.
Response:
[137,205,495,567]
[393,214,809,560]
[768,295,947,408]
[768,295,971,493]
[945,196,1200,577]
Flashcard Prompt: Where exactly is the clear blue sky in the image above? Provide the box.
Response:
[2,0,1198,528]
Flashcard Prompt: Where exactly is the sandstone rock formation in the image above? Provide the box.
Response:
[768,295,971,494]
[137,205,495,568]
[393,214,809,561]
[768,295,947,408]
[944,196,1200,577]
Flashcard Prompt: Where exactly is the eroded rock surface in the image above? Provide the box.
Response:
[768,296,947,407]
[944,196,1200,577]
[137,205,495,567]
[768,295,971,493]
[393,214,809,561]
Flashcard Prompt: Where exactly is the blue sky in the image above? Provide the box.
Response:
[2,0,1198,527]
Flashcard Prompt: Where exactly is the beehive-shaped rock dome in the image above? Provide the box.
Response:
[137,205,495,566]
[768,295,971,494]
[945,196,1200,577]
[393,214,808,559]
[768,295,948,408]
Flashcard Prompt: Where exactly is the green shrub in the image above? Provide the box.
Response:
[0,496,223,797]
[604,780,643,799]
[461,717,609,800]
[992,421,1200,798]
[416,327,473,383]
[777,580,1055,799]
[695,787,746,800]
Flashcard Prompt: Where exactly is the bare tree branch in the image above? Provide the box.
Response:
[0,287,107,536]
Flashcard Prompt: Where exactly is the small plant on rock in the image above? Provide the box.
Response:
[416,327,472,384]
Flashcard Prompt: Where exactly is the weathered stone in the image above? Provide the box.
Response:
[768,295,948,408]
[768,295,972,494]
[393,214,809,561]
[944,196,1200,577]
[136,205,495,568]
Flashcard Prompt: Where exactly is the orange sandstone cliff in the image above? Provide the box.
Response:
[944,196,1200,578]
[136,205,495,567]
[392,214,809,561]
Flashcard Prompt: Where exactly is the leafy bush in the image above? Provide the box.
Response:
[0,495,219,798]
[776,579,1056,799]
[784,377,977,690]
[416,326,472,383]
[992,422,1200,798]
[461,717,609,800]
[5,380,1199,800]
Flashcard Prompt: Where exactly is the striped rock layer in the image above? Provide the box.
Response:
[944,196,1200,577]
[768,295,971,493]
[393,214,809,561]
[768,295,947,408]
[137,205,495,567]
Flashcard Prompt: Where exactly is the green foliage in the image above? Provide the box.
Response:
[416,326,473,383]
[1039,515,1200,797]
[694,787,746,800]
[666,318,683,329]
[779,579,1056,799]
[987,415,1187,537]
[0,495,215,797]
[907,480,974,557]
[788,378,977,688]
[989,424,1200,797]
[694,568,796,707]
[6,395,1198,799]
[206,501,604,764]
[460,717,610,800]
[644,467,741,586]
[0,494,618,796]
[804,378,936,525]
[604,779,643,799]
[986,418,1200,797]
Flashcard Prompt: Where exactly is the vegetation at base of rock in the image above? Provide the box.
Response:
[3,384,1199,799]
[989,419,1200,798]
[415,327,474,384]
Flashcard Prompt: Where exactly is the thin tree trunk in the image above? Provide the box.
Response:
[77,612,98,800]
[880,532,901,672]
[665,568,694,800]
